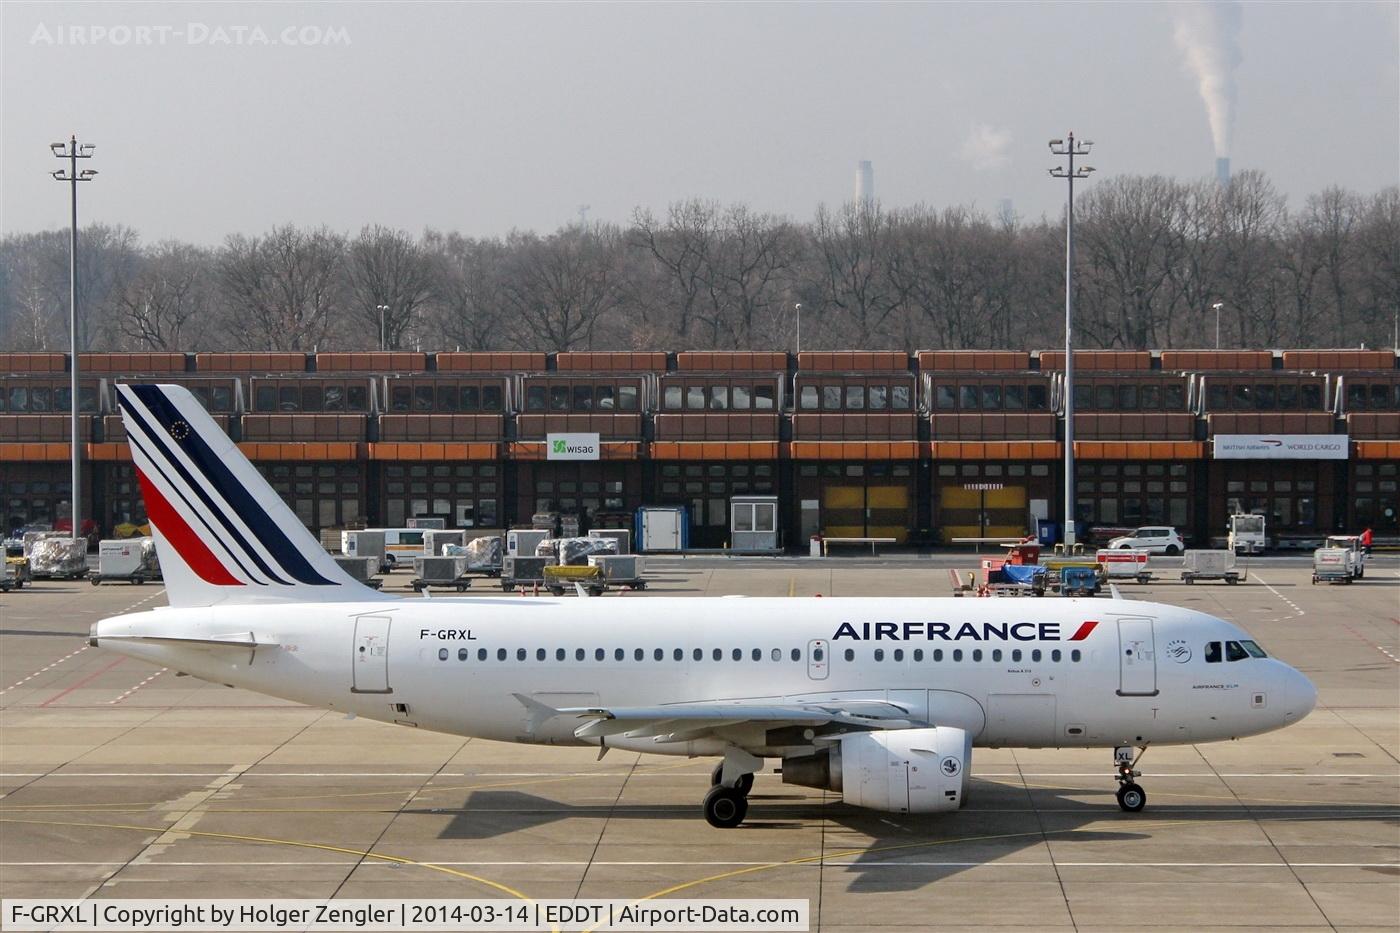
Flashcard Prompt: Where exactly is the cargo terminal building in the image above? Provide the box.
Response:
[1,348,1397,549]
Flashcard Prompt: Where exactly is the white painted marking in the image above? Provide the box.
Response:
[108,668,168,704]
[0,645,90,694]
[1250,572,1305,618]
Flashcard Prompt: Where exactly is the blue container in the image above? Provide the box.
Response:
[1037,520,1060,546]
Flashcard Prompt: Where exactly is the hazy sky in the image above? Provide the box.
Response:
[3,1,1396,244]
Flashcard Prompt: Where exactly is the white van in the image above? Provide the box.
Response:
[339,528,429,567]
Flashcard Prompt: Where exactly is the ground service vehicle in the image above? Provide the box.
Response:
[90,385,1317,828]
[1107,527,1185,555]
[1311,548,1357,584]
[1228,514,1267,555]
[1324,535,1366,579]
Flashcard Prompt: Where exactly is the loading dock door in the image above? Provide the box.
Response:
[821,485,910,543]
[1116,618,1157,696]
[352,615,393,694]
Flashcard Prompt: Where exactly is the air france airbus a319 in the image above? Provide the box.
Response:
[91,384,1317,827]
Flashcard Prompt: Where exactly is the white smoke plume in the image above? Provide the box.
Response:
[1173,0,1243,157]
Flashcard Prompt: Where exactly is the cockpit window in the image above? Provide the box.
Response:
[1225,640,1249,662]
[1240,640,1267,658]
[1205,641,1222,663]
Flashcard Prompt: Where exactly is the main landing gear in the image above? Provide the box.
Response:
[1113,745,1148,812]
[703,755,758,828]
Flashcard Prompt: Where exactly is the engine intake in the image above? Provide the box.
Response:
[782,727,971,813]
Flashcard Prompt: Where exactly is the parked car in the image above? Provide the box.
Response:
[1107,526,1185,555]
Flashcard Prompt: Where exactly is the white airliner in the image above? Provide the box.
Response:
[91,384,1317,827]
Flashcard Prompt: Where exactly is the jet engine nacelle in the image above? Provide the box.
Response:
[782,727,971,813]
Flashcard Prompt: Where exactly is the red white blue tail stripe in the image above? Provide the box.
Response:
[117,384,388,607]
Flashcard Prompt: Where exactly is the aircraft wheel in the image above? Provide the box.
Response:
[703,785,748,828]
[1116,782,1147,813]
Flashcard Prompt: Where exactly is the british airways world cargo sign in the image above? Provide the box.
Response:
[1212,434,1348,460]
[547,432,601,461]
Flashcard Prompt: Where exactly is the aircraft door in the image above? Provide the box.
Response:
[352,615,393,694]
[807,639,829,680]
[1116,617,1157,696]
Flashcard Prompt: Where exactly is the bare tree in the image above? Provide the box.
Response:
[500,225,625,351]
[423,231,511,351]
[1075,175,1186,348]
[216,225,347,351]
[631,200,720,342]
[346,226,435,350]
[810,201,905,348]
[116,241,213,350]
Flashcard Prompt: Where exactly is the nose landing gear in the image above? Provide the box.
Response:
[1113,745,1148,812]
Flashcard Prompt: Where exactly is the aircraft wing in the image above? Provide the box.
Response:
[513,694,921,741]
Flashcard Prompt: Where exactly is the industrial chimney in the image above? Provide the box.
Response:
[855,161,874,207]
[1215,157,1231,187]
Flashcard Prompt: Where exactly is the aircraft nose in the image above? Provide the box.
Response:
[1283,665,1317,721]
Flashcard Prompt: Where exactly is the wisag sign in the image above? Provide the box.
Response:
[547,432,601,461]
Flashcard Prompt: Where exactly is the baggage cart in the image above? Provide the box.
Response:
[506,528,550,558]
[28,537,88,580]
[1058,565,1101,596]
[979,559,1047,597]
[1180,550,1243,584]
[1043,557,1107,586]
[588,554,647,590]
[543,564,605,596]
[1311,547,1355,585]
[1,559,14,592]
[1095,548,1152,584]
[411,556,474,592]
[90,538,162,585]
[1324,535,1366,579]
[342,530,390,573]
[442,535,503,576]
[500,555,554,592]
[333,555,383,589]
[424,530,465,556]
[589,528,632,555]
[4,556,31,589]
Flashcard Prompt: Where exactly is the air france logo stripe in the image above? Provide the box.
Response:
[117,384,341,590]
[134,467,242,586]
[129,385,337,586]
[123,425,268,585]
[120,391,285,585]
[1068,620,1099,641]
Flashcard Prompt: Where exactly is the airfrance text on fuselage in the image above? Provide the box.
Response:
[832,620,1098,642]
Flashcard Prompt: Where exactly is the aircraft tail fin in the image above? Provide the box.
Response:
[116,383,393,608]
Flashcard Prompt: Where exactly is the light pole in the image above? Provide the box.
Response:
[50,136,97,546]
[377,304,390,351]
[1212,301,1224,349]
[794,303,803,353]
[1049,133,1094,550]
